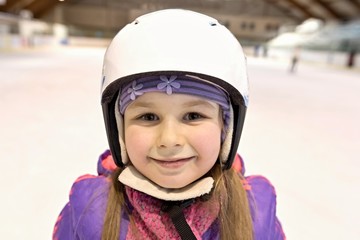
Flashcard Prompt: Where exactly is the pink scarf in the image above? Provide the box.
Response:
[125,186,219,239]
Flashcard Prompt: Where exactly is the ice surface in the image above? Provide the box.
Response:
[0,46,359,239]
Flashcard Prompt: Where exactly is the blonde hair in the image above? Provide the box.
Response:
[101,164,253,240]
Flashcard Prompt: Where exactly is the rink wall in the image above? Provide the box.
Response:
[265,47,360,69]
[243,46,360,69]
[0,34,110,50]
[1,34,359,69]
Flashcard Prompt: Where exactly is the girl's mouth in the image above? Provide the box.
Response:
[151,157,194,168]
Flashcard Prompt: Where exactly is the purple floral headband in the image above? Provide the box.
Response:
[118,75,231,138]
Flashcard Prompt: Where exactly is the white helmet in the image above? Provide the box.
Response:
[101,9,249,170]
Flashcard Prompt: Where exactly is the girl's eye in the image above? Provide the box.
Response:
[138,113,158,121]
[184,112,204,121]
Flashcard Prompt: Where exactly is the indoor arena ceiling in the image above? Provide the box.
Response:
[0,0,359,23]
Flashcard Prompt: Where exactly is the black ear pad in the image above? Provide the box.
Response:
[223,104,246,170]
[102,94,123,168]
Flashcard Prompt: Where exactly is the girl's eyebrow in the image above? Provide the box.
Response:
[128,101,154,109]
[182,100,217,109]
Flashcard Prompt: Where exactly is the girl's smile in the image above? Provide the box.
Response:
[124,92,223,189]
[149,156,195,169]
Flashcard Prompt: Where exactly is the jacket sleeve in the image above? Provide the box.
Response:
[53,202,74,240]
[274,217,286,240]
[53,151,116,239]
[245,176,286,240]
[52,174,110,240]
[232,154,285,239]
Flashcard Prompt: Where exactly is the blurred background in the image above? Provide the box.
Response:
[1,0,360,67]
[0,0,359,239]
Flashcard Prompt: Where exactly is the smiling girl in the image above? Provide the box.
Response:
[53,9,285,240]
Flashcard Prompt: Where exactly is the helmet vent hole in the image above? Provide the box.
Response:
[209,22,217,26]
[134,20,139,25]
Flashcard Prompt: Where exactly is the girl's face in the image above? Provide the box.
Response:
[124,92,222,189]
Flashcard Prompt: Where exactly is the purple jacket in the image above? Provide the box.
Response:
[53,150,285,239]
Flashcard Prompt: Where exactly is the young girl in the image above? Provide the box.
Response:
[53,9,285,240]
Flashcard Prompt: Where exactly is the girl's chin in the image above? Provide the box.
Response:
[153,179,190,189]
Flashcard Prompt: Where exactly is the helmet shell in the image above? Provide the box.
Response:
[101,9,249,169]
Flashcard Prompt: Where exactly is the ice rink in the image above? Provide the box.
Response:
[1,46,359,239]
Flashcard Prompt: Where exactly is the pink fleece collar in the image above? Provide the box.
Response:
[125,186,219,239]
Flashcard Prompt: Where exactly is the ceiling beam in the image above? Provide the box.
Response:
[35,1,58,18]
[312,0,348,21]
[284,0,325,20]
[0,0,38,14]
[0,0,19,12]
[25,0,58,18]
[262,0,306,22]
[346,0,360,12]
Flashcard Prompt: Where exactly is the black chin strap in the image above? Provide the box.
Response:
[162,199,197,240]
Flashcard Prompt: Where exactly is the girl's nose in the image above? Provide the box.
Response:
[156,117,184,149]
